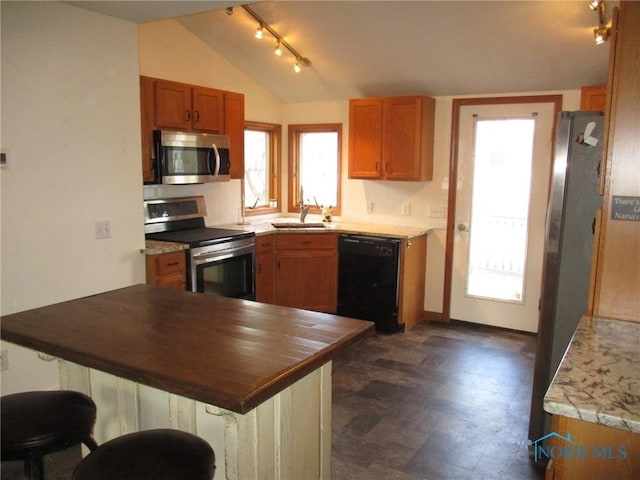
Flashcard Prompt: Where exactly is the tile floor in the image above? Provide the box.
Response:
[1,321,545,480]
[331,320,545,479]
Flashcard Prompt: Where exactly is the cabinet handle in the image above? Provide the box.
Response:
[167,262,180,267]
[257,263,262,274]
[407,240,412,248]
[194,110,200,122]
[185,110,191,121]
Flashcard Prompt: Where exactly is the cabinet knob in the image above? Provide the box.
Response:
[185,110,191,121]
[194,110,200,122]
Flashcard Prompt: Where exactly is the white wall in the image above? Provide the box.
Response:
[136,17,584,315]
[1,2,145,394]
[138,18,284,225]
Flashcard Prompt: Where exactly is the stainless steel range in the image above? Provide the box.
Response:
[144,196,255,299]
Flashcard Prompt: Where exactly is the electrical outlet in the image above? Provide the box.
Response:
[429,206,446,219]
[366,201,374,213]
[401,203,411,216]
[95,220,111,239]
[1,348,8,371]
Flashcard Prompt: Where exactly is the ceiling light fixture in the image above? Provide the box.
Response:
[589,0,610,45]
[239,4,311,72]
[588,0,603,11]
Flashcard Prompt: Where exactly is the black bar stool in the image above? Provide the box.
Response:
[72,428,215,480]
[1,390,98,480]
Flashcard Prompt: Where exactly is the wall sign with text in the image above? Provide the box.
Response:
[611,196,640,222]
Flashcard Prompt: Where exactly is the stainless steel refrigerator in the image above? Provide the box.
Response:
[528,111,604,443]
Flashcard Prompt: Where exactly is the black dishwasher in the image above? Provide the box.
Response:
[337,234,402,332]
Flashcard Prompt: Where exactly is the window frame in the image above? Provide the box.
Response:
[287,123,342,216]
[243,120,281,217]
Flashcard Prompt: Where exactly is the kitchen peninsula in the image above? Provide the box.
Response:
[0,284,374,479]
[543,316,640,479]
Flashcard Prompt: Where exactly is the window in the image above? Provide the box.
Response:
[244,121,281,215]
[288,124,342,215]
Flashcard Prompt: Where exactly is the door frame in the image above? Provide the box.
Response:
[442,95,563,322]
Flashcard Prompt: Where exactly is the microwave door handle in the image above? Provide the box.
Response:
[211,143,221,176]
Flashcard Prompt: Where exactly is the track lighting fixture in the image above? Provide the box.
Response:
[593,25,609,45]
[589,0,610,45]
[233,4,311,73]
[225,7,234,16]
[588,0,603,11]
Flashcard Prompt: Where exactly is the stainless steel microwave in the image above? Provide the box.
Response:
[153,130,230,184]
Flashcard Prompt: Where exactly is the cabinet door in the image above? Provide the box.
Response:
[140,76,156,183]
[255,237,274,304]
[348,98,383,179]
[192,86,224,133]
[580,85,607,111]
[397,235,427,330]
[383,96,433,181]
[154,80,192,130]
[275,250,337,312]
[224,91,245,179]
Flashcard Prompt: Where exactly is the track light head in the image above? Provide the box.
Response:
[588,0,603,11]
[274,40,283,56]
[255,25,264,39]
[594,25,609,44]
[225,7,234,16]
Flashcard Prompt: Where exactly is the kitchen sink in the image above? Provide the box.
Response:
[271,222,326,229]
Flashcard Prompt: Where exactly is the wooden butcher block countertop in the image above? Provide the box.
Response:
[1,284,374,414]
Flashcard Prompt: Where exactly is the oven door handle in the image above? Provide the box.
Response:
[191,245,254,263]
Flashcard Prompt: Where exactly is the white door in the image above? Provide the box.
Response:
[450,102,555,332]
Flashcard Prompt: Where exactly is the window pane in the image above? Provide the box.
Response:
[466,118,535,303]
[299,132,338,207]
[244,129,270,207]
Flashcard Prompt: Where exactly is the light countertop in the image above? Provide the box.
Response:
[543,315,640,433]
[225,218,444,239]
[142,218,444,255]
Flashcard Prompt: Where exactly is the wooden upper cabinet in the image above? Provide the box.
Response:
[580,85,607,111]
[140,76,156,183]
[139,76,245,184]
[154,79,224,133]
[349,95,435,181]
[224,91,245,179]
[349,98,383,178]
[192,86,224,132]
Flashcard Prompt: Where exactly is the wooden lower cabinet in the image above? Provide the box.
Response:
[145,250,186,290]
[274,233,338,313]
[255,236,275,303]
[398,234,427,330]
[545,415,640,480]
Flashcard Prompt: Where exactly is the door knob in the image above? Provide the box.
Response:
[457,223,470,232]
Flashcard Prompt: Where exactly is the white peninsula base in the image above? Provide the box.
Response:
[60,360,332,480]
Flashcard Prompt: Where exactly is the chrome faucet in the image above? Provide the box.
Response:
[299,202,310,223]
[298,184,309,223]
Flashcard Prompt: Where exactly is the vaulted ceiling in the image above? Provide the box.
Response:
[69,1,613,103]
